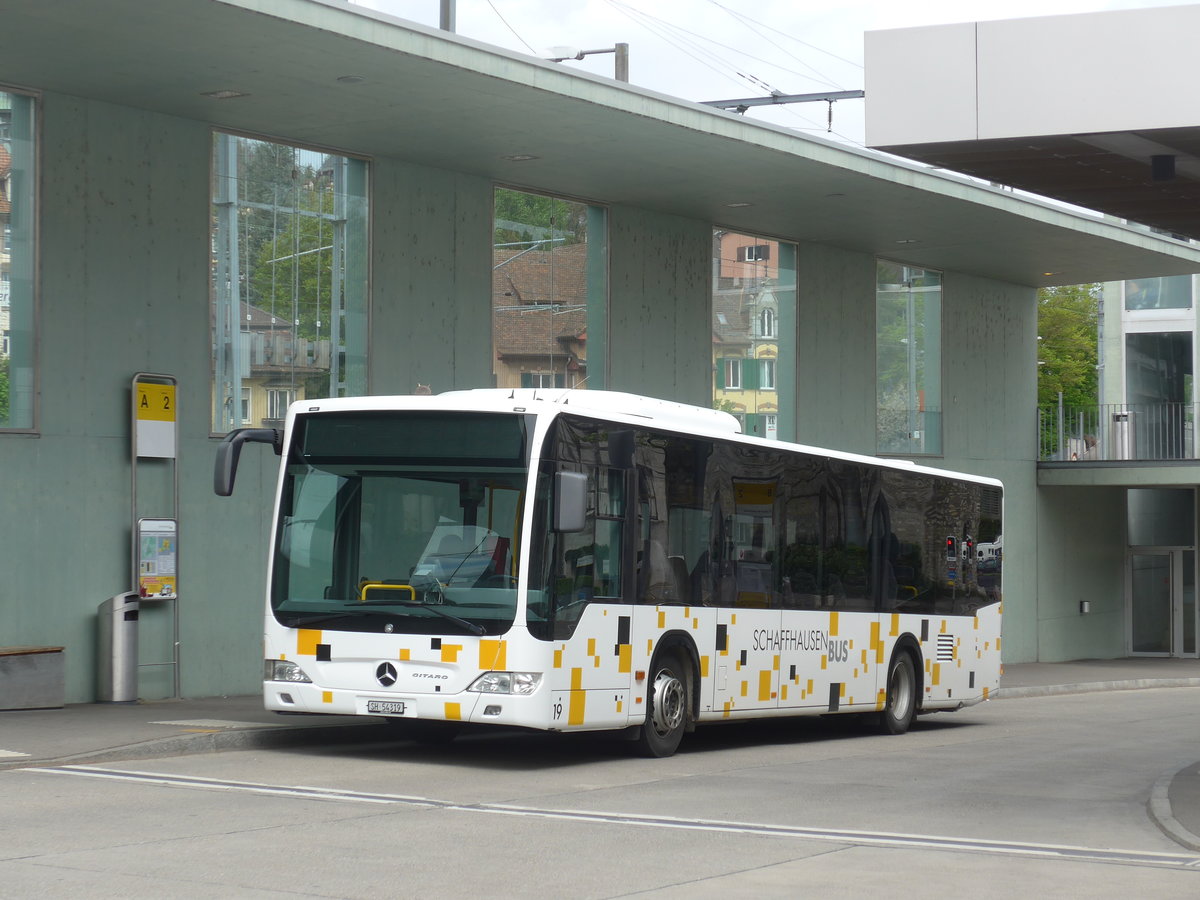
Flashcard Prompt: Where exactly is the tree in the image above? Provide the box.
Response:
[494,188,587,246]
[1037,284,1099,409]
[249,170,336,343]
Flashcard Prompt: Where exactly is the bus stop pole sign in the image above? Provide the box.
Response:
[135,380,176,458]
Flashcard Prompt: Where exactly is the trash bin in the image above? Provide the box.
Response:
[98,592,139,703]
[1111,410,1135,460]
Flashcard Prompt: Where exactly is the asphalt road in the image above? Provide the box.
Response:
[4,687,1200,898]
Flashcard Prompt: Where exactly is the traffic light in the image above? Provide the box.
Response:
[946,535,958,561]
[964,536,975,558]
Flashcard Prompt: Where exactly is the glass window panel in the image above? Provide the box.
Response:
[1130,553,1172,653]
[0,90,35,429]
[1125,276,1192,311]
[493,188,606,391]
[211,133,369,432]
[1124,331,1193,459]
[713,231,797,440]
[877,260,942,455]
[1185,550,1196,656]
[1127,488,1194,547]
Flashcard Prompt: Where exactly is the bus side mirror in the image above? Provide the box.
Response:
[214,428,283,496]
[553,471,588,532]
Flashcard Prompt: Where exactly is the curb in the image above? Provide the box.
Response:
[1148,764,1200,853]
[2,722,388,771]
[998,678,1200,700]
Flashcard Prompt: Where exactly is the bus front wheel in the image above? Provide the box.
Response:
[636,650,689,757]
[877,650,917,735]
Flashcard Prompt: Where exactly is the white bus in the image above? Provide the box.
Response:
[215,389,1002,757]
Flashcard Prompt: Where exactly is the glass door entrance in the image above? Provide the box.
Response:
[1128,549,1196,656]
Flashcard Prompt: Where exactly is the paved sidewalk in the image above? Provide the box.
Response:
[2,658,1199,850]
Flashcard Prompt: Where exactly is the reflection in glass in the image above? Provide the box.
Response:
[1131,553,1171,654]
[1185,551,1195,656]
[1124,276,1192,311]
[492,188,606,391]
[0,90,35,428]
[211,133,369,432]
[1127,488,1194,546]
[877,261,942,455]
[712,230,797,440]
[1124,332,1193,459]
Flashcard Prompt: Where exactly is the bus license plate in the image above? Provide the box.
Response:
[367,700,407,715]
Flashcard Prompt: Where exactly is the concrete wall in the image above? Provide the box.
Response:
[607,208,713,405]
[794,243,878,455]
[0,93,256,701]
[940,271,1039,662]
[1036,487,1127,660]
[369,161,494,396]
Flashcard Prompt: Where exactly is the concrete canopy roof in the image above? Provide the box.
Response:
[873,130,1200,246]
[865,8,1200,249]
[5,0,1200,288]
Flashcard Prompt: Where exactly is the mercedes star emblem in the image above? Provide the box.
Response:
[376,662,398,687]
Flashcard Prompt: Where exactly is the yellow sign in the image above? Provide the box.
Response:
[136,383,176,423]
[734,481,775,505]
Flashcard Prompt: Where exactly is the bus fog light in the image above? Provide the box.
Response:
[467,671,542,694]
[265,659,312,683]
[483,705,502,716]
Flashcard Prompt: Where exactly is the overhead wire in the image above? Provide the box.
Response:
[480,0,864,144]
[484,0,538,55]
[604,0,758,90]
[605,0,843,92]
[706,0,864,71]
[705,0,848,91]
[600,0,864,141]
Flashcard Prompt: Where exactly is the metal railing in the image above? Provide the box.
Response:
[1038,401,1198,461]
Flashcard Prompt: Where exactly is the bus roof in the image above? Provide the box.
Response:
[290,390,1002,490]
[297,389,743,438]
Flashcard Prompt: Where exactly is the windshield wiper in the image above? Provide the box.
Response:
[283,610,375,628]
[353,599,486,636]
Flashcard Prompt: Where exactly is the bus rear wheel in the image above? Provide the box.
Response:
[877,650,917,735]
[636,650,689,758]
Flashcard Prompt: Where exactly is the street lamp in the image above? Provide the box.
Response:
[546,44,629,82]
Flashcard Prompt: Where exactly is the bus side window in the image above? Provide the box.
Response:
[636,465,690,605]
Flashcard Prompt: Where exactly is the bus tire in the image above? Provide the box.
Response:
[877,650,917,735]
[636,650,689,758]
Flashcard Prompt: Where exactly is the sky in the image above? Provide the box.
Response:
[349,0,1196,146]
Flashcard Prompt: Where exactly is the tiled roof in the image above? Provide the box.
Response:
[493,242,588,358]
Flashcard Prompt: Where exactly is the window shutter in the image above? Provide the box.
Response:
[715,358,726,389]
[742,358,759,390]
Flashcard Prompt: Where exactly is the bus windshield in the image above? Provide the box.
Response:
[270,411,530,636]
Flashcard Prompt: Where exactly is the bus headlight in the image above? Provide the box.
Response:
[468,671,542,695]
[264,659,312,683]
